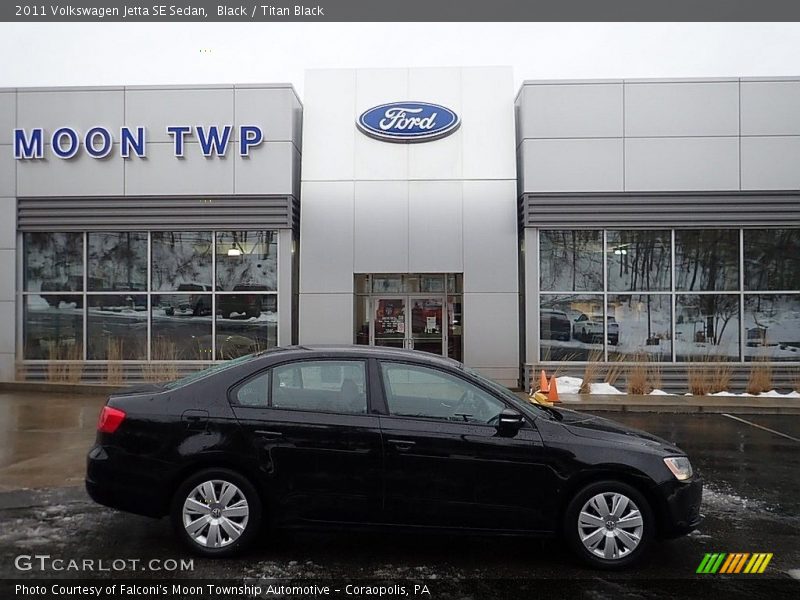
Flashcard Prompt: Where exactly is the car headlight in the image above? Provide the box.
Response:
[664,456,693,481]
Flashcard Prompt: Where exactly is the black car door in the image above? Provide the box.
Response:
[376,360,550,532]
[230,358,384,525]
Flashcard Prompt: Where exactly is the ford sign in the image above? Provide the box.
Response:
[357,102,460,143]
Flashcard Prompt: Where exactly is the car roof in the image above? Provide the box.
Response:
[255,344,463,369]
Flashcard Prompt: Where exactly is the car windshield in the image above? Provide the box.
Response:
[163,353,259,390]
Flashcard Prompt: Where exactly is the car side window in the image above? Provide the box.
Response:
[271,360,368,414]
[235,371,270,407]
[380,362,505,424]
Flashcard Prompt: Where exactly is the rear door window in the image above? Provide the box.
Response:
[271,360,368,414]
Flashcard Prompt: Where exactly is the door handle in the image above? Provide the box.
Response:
[254,430,283,439]
[387,439,416,451]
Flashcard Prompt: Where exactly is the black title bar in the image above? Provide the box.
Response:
[4,0,800,22]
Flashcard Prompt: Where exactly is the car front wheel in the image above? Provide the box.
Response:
[564,480,654,569]
[171,468,262,557]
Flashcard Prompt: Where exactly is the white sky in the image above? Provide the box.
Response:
[1,23,799,96]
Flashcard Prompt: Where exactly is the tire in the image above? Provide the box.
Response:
[563,480,654,570]
[171,468,262,558]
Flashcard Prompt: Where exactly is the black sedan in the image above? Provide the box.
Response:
[86,346,702,569]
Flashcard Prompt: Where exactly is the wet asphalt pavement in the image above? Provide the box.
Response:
[0,393,798,598]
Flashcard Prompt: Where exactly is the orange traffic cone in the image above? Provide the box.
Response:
[539,370,550,393]
[548,375,560,403]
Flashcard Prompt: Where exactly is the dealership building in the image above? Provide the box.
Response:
[2,69,799,390]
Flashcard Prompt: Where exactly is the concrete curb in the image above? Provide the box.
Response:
[0,381,122,395]
[515,392,800,415]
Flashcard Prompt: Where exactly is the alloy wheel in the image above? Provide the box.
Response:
[182,479,249,548]
[577,492,644,560]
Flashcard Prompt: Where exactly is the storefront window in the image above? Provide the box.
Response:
[23,294,83,360]
[744,229,800,291]
[215,231,277,291]
[216,295,278,359]
[540,294,604,361]
[151,231,212,291]
[607,230,671,292]
[744,295,800,361]
[87,295,147,360]
[23,232,83,292]
[22,229,280,363]
[675,294,739,360]
[675,229,739,291]
[607,294,671,361]
[88,232,148,292]
[540,230,603,292]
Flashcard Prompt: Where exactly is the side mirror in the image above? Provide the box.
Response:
[497,408,525,435]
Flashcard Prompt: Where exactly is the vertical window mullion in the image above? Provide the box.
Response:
[211,230,217,362]
[147,232,152,362]
[739,228,745,363]
[671,229,676,363]
[602,229,608,362]
[83,232,88,361]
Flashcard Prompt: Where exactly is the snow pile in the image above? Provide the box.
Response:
[710,390,800,398]
[551,376,626,395]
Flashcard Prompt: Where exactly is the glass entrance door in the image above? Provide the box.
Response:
[373,297,406,348]
[409,297,444,355]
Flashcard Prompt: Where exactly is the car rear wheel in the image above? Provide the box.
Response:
[171,468,262,557]
[564,480,654,570]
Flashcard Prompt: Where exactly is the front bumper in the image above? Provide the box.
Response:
[656,475,703,538]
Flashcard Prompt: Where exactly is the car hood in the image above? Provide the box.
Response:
[554,408,682,453]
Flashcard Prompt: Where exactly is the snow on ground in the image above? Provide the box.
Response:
[711,390,800,398]
[553,376,800,397]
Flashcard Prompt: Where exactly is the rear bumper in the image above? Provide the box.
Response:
[657,476,703,538]
[85,445,170,518]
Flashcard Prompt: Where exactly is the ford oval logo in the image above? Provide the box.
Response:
[357,102,460,143]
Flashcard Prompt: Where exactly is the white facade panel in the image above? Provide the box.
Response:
[299,181,354,294]
[16,90,124,139]
[741,81,800,136]
[302,69,356,181]
[521,138,624,193]
[625,137,740,191]
[234,87,300,145]
[125,88,234,143]
[299,293,354,345]
[0,301,13,353]
[741,136,800,190]
[462,67,516,180]
[234,141,296,195]
[519,83,623,139]
[17,146,124,196]
[462,180,518,294]
[354,181,408,273]
[463,292,519,371]
[0,92,15,145]
[0,198,14,250]
[624,82,740,137]
[0,147,13,196]
[0,249,13,302]
[408,181,462,273]
[124,142,233,196]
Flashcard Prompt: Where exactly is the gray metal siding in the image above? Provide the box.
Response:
[521,192,800,229]
[17,196,298,231]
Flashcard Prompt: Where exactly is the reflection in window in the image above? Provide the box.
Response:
[675,230,738,291]
[216,231,277,291]
[607,230,671,291]
[23,232,83,292]
[744,295,800,361]
[607,295,671,361]
[151,295,212,360]
[380,362,505,424]
[540,294,604,361]
[272,361,367,414]
[675,295,739,360]
[216,295,278,359]
[236,372,270,407]
[88,232,148,291]
[24,295,83,360]
[152,231,212,291]
[540,230,603,292]
[744,230,800,291]
[87,295,147,360]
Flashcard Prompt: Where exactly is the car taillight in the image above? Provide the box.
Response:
[97,406,126,434]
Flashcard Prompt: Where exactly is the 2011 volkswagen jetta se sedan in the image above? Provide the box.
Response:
[86,346,702,569]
